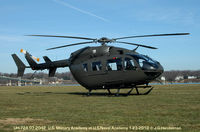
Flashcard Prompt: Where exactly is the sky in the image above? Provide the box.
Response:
[0,0,200,74]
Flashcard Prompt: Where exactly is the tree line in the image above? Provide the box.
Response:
[162,70,200,82]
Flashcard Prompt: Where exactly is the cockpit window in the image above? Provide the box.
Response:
[83,63,88,72]
[130,54,158,70]
[107,58,122,71]
[124,57,135,70]
[92,61,102,71]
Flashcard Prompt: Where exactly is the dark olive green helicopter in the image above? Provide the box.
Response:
[12,33,189,96]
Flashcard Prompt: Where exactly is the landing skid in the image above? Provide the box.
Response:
[107,86,154,96]
[134,86,154,95]
[107,88,121,96]
[107,89,112,95]
[86,86,153,96]
[87,89,92,96]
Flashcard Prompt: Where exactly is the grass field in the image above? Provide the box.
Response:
[0,84,199,132]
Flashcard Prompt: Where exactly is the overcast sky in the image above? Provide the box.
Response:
[0,0,200,73]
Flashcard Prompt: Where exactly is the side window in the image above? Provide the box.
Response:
[107,58,122,71]
[124,57,135,70]
[92,61,102,71]
[83,63,88,72]
[135,58,146,69]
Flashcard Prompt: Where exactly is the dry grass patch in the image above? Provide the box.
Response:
[0,118,52,125]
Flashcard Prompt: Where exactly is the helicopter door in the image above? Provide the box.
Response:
[106,58,123,71]
[123,57,143,83]
[104,57,124,84]
[87,60,106,76]
[124,57,136,70]
[83,63,88,72]
[92,61,102,71]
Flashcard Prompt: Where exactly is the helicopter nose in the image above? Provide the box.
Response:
[143,62,164,78]
[157,63,164,75]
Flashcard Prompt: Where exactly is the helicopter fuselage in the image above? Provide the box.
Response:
[69,45,163,90]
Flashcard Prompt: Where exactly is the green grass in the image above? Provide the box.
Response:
[0,84,199,131]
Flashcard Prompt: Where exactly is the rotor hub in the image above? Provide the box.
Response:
[97,37,113,45]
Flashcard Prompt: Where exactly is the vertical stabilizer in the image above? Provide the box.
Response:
[11,54,26,77]
[49,68,57,77]
[43,56,52,63]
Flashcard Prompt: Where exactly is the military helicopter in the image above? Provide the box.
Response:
[12,33,189,96]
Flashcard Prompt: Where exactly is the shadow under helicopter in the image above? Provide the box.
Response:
[16,88,153,97]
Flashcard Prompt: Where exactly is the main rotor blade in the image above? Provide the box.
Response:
[46,41,94,50]
[115,41,157,49]
[26,35,96,41]
[114,33,190,40]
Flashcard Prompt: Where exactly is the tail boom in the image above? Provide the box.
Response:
[12,50,70,77]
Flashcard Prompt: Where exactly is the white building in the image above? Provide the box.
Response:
[175,76,184,81]
[161,76,166,81]
[188,76,197,79]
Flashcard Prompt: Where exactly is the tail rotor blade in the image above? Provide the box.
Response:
[20,49,40,62]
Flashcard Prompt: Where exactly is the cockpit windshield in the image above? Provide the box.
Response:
[129,54,158,70]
